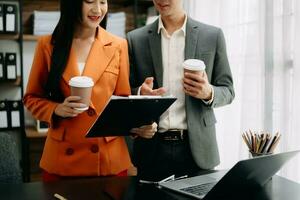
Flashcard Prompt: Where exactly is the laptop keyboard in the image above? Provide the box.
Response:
[180,182,217,196]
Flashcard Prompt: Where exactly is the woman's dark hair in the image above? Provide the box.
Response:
[45,0,107,102]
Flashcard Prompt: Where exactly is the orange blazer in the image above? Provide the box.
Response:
[23,27,132,176]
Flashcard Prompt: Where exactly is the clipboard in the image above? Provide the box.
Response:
[86,96,177,137]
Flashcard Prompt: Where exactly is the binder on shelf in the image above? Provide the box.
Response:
[0,52,4,80]
[0,100,9,130]
[4,4,17,33]
[9,100,21,128]
[86,95,177,137]
[0,4,4,33]
[5,53,17,81]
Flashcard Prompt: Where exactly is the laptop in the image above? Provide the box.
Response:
[159,150,300,199]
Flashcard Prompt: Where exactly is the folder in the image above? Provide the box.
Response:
[4,4,17,33]
[5,53,17,80]
[0,100,9,130]
[0,52,4,80]
[0,4,4,33]
[9,100,21,128]
[86,96,177,137]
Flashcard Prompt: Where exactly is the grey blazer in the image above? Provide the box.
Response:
[127,17,235,169]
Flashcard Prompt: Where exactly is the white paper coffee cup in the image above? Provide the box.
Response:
[69,76,94,111]
[183,59,206,72]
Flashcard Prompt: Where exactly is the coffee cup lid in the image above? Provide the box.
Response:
[183,59,206,71]
[69,76,94,88]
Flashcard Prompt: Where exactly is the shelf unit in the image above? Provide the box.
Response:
[0,34,19,40]
[0,0,28,182]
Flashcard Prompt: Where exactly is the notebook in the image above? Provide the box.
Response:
[159,150,300,199]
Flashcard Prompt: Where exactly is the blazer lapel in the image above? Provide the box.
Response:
[185,18,199,59]
[83,27,116,110]
[62,27,116,85]
[148,21,163,88]
[82,27,116,84]
[62,27,116,110]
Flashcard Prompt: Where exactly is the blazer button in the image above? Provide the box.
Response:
[90,145,99,153]
[87,109,95,116]
[65,148,74,156]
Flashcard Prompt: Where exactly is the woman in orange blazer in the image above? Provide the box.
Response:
[23,0,157,181]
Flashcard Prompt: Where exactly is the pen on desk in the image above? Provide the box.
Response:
[159,174,175,183]
[139,174,175,185]
[54,193,67,200]
[139,179,159,184]
[174,175,188,180]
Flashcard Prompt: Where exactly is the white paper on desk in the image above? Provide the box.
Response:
[11,110,20,127]
[6,13,15,32]
[0,64,3,78]
[0,16,3,31]
[7,65,16,79]
[0,111,8,128]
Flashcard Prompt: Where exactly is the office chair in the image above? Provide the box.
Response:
[0,133,22,184]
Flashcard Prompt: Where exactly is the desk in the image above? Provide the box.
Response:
[0,174,300,200]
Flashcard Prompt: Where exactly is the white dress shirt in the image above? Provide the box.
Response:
[137,15,214,133]
[78,62,85,75]
[158,15,188,132]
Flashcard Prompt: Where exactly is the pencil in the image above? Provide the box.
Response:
[269,134,281,153]
[54,193,67,200]
[242,134,251,149]
[256,134,261,153]
[251,133,255,152]
[267,134,278,153]
[245,132,252,150]
[261,134,271,153]
[258,134,266,153]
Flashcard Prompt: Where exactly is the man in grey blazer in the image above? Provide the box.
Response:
[128,0,234,180]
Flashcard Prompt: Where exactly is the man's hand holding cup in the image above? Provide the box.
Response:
[182,59,213,100]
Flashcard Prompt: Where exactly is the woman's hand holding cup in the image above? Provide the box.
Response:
[68,76,94,111]
[54,76,94,118]
[54,96,87,118]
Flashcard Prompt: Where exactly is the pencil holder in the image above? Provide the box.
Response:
[242,130,281,159]
[249,150,272,158]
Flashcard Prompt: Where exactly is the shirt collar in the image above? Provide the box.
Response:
[157,14,187,36]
